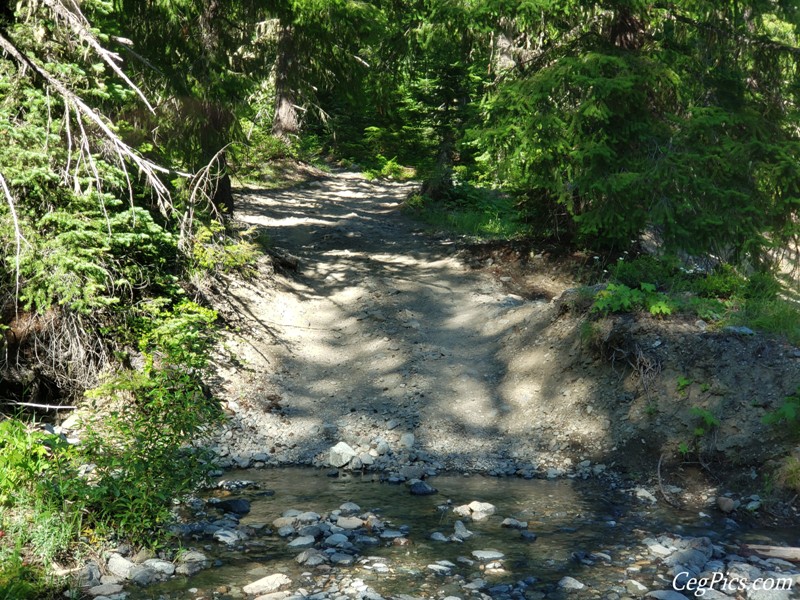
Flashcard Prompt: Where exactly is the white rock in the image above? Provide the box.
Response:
[243,573,292,595]
[254,593,291,600]
[336,516,363,530]
[399,432,415,449]
[142,559,175,576]
[106,554,134,579]
[87,584,124,597]
[329,442,356,467]
[471,549,504,561]
[468,501,496,520]
[559,576,585,590]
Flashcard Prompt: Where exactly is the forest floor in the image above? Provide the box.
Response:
[203,170,800,524]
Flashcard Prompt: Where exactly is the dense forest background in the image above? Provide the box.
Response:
[1,0,799,596]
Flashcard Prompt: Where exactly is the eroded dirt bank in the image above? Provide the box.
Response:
[205,171,800,507]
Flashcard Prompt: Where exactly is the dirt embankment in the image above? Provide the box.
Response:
[204,171,800,517]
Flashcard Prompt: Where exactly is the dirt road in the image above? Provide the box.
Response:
[207,170,799,485]
[208,171,595,474]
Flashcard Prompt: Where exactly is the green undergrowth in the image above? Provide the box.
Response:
[586,255,800,345]
[0,296,223,597]
[362,155,417,181]
[404,183,528,239]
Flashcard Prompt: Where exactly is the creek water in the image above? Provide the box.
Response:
[127,468,793,600]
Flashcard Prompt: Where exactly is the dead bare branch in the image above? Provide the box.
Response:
[0,29,191,217]
[10,401,77,410]
[0,171,27,313]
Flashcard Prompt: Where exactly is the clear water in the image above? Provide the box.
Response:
[127,468,795,599]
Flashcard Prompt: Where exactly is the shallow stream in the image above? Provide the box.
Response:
[127,468,797,600]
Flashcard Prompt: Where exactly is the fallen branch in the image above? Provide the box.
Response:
[743,545,800,563]
[9,402,77,411]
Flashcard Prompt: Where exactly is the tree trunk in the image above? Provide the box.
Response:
[272,21,299,141]
[421,124,455,201]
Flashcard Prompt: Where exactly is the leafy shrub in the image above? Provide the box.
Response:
[364,154,414,180]
[0,549,46,600]
[0,420,79,590]
[691,265,745,299]
[191,223,260,275]
[592,283,673,316]
[690,406,720,437]
[71,300,220,544]
[611,255,681,290]
[404,184,526,239]
[0,420,56,506]
[743,272,782,300]
[763,387,800,436]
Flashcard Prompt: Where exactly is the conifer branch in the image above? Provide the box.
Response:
[0,28,191,217]
[40,0,156,112]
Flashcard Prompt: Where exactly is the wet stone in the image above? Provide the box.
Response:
[324,533,350,547]
[501,517,528,529]
[558,576,585,590]
[472,550,504,561]
[213,527,247,545]
[288,535,316,548]
[427,563,452,575]
[298,525,323,538]
[243,573,292,595]
[379,529,405,539]
[296,549,328,566]
[214,497,251,515]
[645,592,690,600]
[296,511,321,523]
[330,552,356,566]
[127,565,157,587]
[454,520,473,540]
[339,502,361,515]
[274,516,297,528]
[409,480,437,495]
